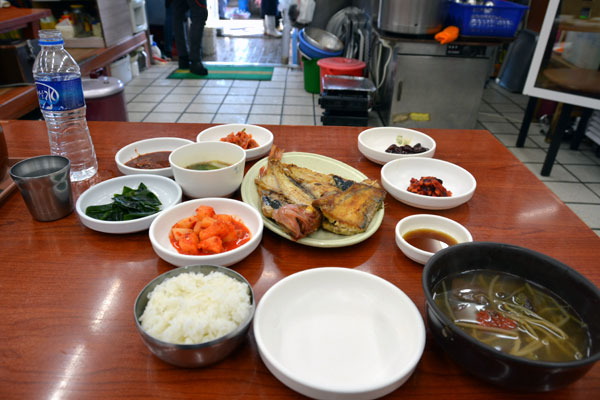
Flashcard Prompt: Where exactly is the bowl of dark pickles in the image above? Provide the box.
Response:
[422,242,600,391]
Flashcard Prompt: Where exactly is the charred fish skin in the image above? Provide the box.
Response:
[312,181,386,235]
[333,175,355,191]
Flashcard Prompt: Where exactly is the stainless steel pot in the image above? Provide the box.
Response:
[377,0,445,35]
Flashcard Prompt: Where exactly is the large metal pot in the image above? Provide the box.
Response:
[377,0,445,35]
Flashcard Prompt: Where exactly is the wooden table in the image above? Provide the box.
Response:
[0,6,51,37]
[1,121,599,400]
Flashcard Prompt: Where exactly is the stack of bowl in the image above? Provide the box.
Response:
[298,27,344,94]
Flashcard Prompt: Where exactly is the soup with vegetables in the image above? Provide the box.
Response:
[432,269,590,362]
[186,160,231,170]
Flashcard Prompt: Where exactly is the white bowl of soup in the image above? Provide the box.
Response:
[423,242,600,392]
[169,141,246,198]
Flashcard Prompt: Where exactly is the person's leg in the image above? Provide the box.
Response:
[218,0,228,18]
[262,0,280,37]
[173,0,190,69]
[187,0,208,75]
[164,1,174,58]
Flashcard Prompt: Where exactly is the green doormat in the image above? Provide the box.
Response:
[168,65,274,80]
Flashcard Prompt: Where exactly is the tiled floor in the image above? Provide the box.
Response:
[123,62,600,237]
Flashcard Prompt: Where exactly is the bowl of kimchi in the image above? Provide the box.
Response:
[148,198,264,267]
[196,124,273,161]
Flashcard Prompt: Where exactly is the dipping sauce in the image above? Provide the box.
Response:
[403,228,458,252]
[125,151,171,169]
[186,160,231,170]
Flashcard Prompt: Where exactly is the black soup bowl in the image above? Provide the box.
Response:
[422,242,600,391]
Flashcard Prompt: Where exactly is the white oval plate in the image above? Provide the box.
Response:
[76,174,182,234]
[196,124,274,161]
[358,127,436,165]
[115,137,194,177]
[240,152,384,248]
[254,267,426,400]
[381,158,476,210]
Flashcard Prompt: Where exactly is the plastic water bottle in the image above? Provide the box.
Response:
[33,30,98,182]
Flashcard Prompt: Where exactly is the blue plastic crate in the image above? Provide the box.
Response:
[446,0,529,37]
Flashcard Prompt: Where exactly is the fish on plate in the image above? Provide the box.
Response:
[255,146,386,240]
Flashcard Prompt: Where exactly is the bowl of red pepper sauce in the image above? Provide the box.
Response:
[115,137,194,177]
[422,242,600,391]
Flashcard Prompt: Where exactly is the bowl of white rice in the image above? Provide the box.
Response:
[134,264,255,368]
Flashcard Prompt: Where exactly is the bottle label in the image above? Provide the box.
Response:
[35,78,85,111]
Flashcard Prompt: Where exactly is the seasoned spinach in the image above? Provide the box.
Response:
[85,183,162,221]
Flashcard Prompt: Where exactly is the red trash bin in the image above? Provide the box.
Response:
[82,76,128,121]
[316,57,366,92]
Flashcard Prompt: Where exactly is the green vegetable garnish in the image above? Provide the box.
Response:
[85,182,162,221]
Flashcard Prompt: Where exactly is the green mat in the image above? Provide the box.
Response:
[168,65,274,80]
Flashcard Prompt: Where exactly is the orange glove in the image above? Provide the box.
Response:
[435,26,459,45]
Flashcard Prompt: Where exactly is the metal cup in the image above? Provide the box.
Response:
[9,155,74,221]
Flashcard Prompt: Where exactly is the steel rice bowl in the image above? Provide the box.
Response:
[134,264,255,368]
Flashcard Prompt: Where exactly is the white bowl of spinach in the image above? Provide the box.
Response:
[76,174,182,234]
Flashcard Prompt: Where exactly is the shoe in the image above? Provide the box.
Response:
[190,62,208,76]
[264,15,281,38]
[178,56,190,70]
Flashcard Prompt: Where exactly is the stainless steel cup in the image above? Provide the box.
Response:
[9,155,74,221]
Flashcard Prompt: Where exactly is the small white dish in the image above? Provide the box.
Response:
[358,127,436,165]
[115,137,194,177]
[76,174,182,234]
[395,214,473,265]
[170,141,246,198]
[254,267,426,400]
[148,198,263,267]
[381,158,476,210]
[196,124,274,161]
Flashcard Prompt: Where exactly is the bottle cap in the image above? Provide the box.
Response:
[39,29,65,45]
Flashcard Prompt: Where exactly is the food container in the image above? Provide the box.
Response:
[377,0,445,35]
[446,0,529,37]
[82,76,127,121]
[316,57,366,93]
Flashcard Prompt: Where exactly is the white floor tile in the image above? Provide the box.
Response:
[556,149,599,165]
[254,95,284,105]
[282,115,314,125]
[162,94,195,103]
[124,86,144,94]
[187,103,220,113]
[543,182,600,203]
[259,81,285,89]
[247,114,281,124]
[564,165,600,183]
[482,121,519,134]
[509,148,548,163]
[141,86,173,95]
[588,183,600,197]
[201,87,229,95]
[127,112,147,122]
[143,112,180,123]
[152,79,180,87]
[177,80,206,87]
[251,104,282,114]
[284,96,314,106]
[178,113,215,123]
[127,102,157,112]
[491,103,524,113]
[257,88,285,96]
[283,105,314,116]
[127,77,155,86]
[567,203,600,229]
[212,114,248,123]
[171,86,202,94]
[204,79,233,87]
[223,95,254,104]
[155,102,190,112]
[134,93,167,102]
[523,163,578,182]
[232,80,259,88]
[228,87,257,95]
[194,94,226,103]
[494,134,535,148]
[217,104,252,114]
